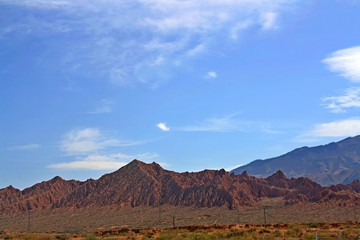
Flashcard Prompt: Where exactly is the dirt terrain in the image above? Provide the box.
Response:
[1,221,360,240]
[1,198,359,233]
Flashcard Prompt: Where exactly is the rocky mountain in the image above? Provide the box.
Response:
[0,176,80,214]
[232,135,360,185]
[1,160,359,215]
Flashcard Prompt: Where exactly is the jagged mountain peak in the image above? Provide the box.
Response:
[240,170,249,177]
[50,176,63,181]
[1,185,20,192]
[267,170,287,180]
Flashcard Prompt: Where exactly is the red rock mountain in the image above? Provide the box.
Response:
[1,160,359,215]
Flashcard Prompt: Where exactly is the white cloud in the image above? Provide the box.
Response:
[8,144,40,151]
[323,46,360,82]
[322,88,360,113]
[61,128,142,155]
[0,0,298,87]
[207,71,218,79]
[309,119,360,137]
[157,122,170,132]
[230,20,253,40]
[297,119,360,142]
[260,12,278,30]
[48,152,159,170]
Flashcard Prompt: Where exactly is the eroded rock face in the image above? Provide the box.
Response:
[0,177,80,214]
[1,160,359,215]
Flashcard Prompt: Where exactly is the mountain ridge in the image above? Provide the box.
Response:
[1,160,360,215]
[232,135,360,185]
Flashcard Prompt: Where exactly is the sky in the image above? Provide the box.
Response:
[1,0,360,190]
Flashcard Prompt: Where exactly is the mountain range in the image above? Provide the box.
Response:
[1,160,360,215]
[232,135,360,185]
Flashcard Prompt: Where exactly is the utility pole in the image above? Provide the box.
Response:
[158,204,162,227]
[27,210,31,232]
[172,216,175,228]
[355,209,357,223]
[263,207,267,226]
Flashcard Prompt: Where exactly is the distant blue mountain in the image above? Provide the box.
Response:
[231,136,360,186]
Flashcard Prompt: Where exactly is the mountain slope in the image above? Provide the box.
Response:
[0,176,80,214]
[1,160,360,215]
[232,136,360,185]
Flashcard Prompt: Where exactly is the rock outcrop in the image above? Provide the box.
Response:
[1,160,359,215]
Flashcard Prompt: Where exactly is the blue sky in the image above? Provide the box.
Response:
[1,0,360,189]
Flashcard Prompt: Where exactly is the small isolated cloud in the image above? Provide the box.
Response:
[296,118,360,142]
[48,152,159,170]
[8,144,40,151]
[206,71,218,79]
[157,122,170,132]
[323,46,360,82]
[322,88,360,113]
[61,128,142,155]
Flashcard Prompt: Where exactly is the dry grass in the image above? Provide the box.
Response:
[0,199,359,233]
[1,223,360,240]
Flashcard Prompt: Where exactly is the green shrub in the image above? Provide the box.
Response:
[308,223,319,228]
[85,235,97,240]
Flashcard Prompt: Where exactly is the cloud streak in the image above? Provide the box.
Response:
[0,0,299,87]
[60,128,142,155]
[323,46,360,82]
[296,118,360,142]
[174,114,280,134]
[89,99,113,114]
[8,144,40,151]
[322,88,360,113]
[48,152,159,170]
[55,128,157,170]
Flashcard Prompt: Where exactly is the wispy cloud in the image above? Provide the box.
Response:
[0,0,299,87]
[157,122,170,132]
[260,12,278,30]
[48,152,159,170]
[96,99,113,113]
[322,46,360,113]
[60,128,142,155]
[322,88,360,113]
[178,115,244,132]
[296,118,360,142]
[88,99,113,114]
[55,128,156,170]
[323,46,360,82]
[8,144,40,151]
[175,114,280,133]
